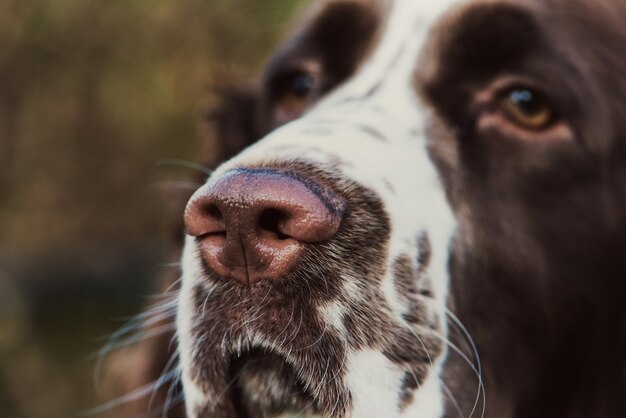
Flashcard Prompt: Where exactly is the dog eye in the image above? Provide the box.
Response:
[500,88,554,130]
[273,70,319,125]
[289,72,316,98]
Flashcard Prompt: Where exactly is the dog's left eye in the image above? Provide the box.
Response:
[500,88,554,130]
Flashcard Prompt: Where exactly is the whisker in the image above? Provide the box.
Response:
[156,159,214,176]
[234,286,273,339]
[168,330,180,354]
[327,337,348,386]
[96,308,176,342]
[441,380,465,418]
[214,357,254,407]
[445,308,481,373]
[431,328,486,418]
[282,307,304,348]
[295,321,328,351]
[274,302,296,347]
[158,262,181,268]
[199,282,223,317]
[141,292,180,302]
[404,323,462,416]
[92,294,178,391]
[82,369,180,416]
[445,308,486,418]
[148,350,181,410]
[311,355,332,399]
[161,366,183,418]
[191,333,209,364]
[108,323,177,351]
[160,278,182,296]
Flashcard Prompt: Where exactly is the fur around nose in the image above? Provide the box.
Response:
[184,169,345,285]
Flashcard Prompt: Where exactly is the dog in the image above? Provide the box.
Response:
[103,0,626,417]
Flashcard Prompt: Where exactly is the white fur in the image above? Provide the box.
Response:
[179,0,468,416]
[177,237,211,416]
[404,356,446,418]
[318,301,347,336]
[344,349,407,417]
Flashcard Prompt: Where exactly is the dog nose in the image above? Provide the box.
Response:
[184,169,345,285]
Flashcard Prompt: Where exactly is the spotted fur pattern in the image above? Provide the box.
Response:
[178,1,459,416]
[170,0,626,417]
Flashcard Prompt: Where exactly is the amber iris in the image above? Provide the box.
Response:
[500,88,553,130]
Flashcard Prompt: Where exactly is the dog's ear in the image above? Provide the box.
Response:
[203,85,264,167]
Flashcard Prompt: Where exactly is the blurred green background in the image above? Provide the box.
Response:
[0,0,304,417]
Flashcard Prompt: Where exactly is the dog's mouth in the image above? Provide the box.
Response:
[186,275,352,417]
[227,348,319,418]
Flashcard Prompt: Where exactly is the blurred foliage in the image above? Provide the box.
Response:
[0,0,304,252]
[0,0,305,417]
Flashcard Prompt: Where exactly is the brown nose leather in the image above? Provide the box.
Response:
[184,169,345,285]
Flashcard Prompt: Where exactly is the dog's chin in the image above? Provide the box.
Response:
[227,348,320,418]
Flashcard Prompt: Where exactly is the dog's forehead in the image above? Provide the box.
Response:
[299,0,534,121]
[312,0,465,100]
[306,0,620,81]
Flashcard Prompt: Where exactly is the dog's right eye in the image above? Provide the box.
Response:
[273,66,320,125]
[289,72,316,98]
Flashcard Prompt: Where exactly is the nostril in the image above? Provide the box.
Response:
[259,209,291,241]
[204,204,223,222]
[203,205,227,237]
[185,201,227,238]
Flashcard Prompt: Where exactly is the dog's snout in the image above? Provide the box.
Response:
[184,169,345,284]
